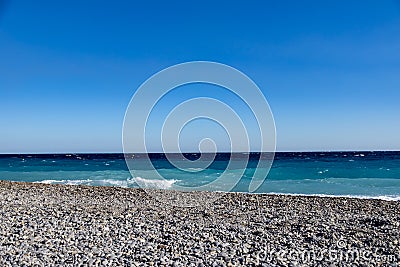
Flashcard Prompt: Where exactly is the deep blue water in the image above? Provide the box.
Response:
[0,152,399,200]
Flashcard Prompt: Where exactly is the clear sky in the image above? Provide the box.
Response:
[1,0,399,153]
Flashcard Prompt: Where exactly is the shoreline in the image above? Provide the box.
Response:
[31,179,400,202]
[1,180,399,265]
[208,189,400,202]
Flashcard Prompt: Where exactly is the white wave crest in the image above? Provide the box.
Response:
[131,177,178,189]
[34,179,130,187]
[34,179,92,186]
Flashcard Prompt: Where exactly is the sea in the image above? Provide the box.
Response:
[0,151,399,200]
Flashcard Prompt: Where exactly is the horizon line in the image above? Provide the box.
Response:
[0,149,399,155]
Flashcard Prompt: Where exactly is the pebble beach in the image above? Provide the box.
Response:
[0,180,399,266]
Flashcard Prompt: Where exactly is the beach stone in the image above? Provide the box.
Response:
[0,180,398,266]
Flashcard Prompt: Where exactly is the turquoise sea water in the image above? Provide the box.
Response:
[0,152,399,200]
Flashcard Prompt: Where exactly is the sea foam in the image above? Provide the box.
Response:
[131,177,179,189]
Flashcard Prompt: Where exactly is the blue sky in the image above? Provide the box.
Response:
[1,0,399,153]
